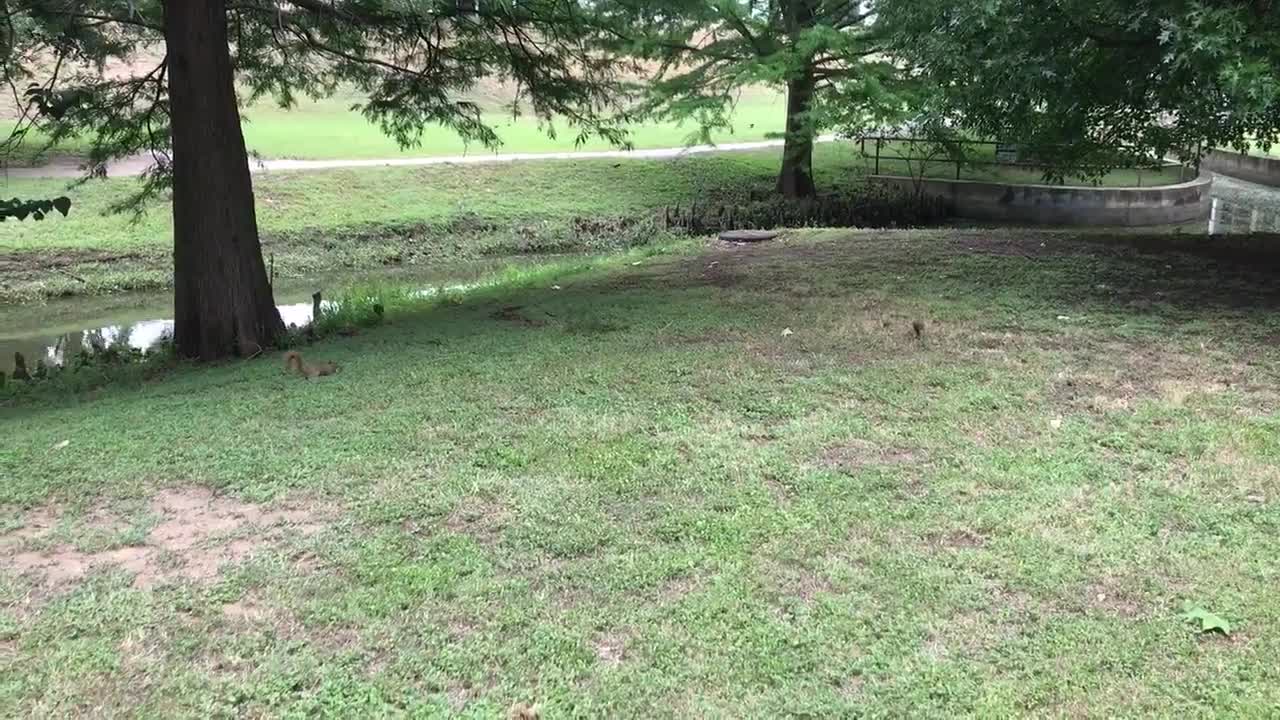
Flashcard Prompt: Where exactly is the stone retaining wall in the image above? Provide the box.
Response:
[869,172,1212,226]
[1201,149,1280,187]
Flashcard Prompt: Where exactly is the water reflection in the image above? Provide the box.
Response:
[1,299,323,375]
[0,256,545,377]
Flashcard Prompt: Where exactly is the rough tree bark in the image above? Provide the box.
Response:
[776,71,818,199]
[776,0,819,199]
[166,0,284,360]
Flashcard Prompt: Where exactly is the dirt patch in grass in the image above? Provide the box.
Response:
[1048,341,1277,416]
[657,573,704,604]
[592,629,631,667]
[1,487,328,593]
[839,674,866,699]
[698,259,745,289]
[926,528,989,550]
[1211,446,1280,493]
[445,676,499,715]
[1156,379,1223,407]
[445,498,512,547]
[820,440,923,474]
[216,592,315,648]
[758,555,835,608]
[662,327,745,347]
[1083,579,1145,618]
[762,474,793,504]
[490,305,547,327]
[448,617,482,641]
[221,597,279,624]
[0,504,61,543]
[672,230,1280,317]
[923,602,1026,661]
[1163,444,1279,502]
[956,236,1066,260]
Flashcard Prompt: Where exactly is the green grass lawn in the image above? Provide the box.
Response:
[239,88,787,160]
[1,87,788,166]
[2,230,1279,716]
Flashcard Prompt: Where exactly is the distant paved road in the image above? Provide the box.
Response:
[3,135,840,180]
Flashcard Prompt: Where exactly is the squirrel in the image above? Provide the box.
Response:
[508,703,539,720]
[12,352,30,382]
[283,351,338,379]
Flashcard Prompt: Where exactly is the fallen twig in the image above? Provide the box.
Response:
[54,267,87,283]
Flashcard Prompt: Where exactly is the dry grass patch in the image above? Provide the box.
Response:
[921,608,1022,662]
[926,528,989,551]
[656,573,705,604]
[1,486,329,594]
[1082,578,1146,618]
[820,439,924,474]
[1050,340,1277,416]
[756,554,836,608]
[444,497,513,547]
[592,629,632,667]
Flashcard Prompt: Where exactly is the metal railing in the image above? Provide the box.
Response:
[858,136,1193,187]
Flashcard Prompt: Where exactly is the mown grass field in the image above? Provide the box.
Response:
[2,230,1278,716]
[2,86,787,167]
[238,88,787,160]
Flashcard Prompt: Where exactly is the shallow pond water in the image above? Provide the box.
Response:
[0,256,563,376]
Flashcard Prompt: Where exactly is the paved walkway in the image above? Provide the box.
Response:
[4,134,840,179]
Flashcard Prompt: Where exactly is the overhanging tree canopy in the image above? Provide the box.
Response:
[3,0,629,360]
[879,0,1280,170]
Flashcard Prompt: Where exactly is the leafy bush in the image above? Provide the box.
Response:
[0,196,71,221]
[661,183,950,234]
[312,284,420,335]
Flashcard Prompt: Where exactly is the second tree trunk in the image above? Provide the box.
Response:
[777,72,818,199]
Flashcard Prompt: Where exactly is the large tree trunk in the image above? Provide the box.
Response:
[776,72,818,199]
[166,0,284,360]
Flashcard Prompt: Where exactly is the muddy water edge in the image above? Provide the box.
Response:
[0,256,563,376]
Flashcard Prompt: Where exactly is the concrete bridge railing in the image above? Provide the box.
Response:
[869,172,1213,227]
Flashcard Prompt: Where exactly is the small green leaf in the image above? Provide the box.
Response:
[1182,605,1232,635]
